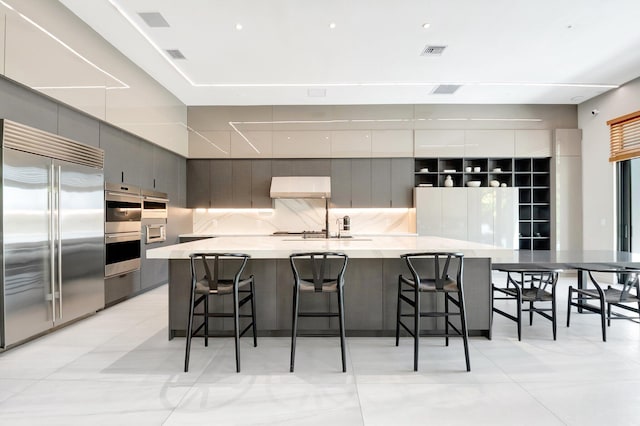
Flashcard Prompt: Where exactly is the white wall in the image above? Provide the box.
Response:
[578,76,640,250]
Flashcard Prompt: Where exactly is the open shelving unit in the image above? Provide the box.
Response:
[414,157,551,250]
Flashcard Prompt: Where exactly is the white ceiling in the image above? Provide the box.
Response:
[59,0,640,106]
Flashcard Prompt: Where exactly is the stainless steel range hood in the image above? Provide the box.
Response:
[270,176,331,199]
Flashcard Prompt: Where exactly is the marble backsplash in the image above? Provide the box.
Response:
[193,199,415,235]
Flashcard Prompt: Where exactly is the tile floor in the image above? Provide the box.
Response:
[1,277,640,425]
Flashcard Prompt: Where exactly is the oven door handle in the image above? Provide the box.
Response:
[144,196,169,203]
[106,191,142,203]
[105,232,141,243]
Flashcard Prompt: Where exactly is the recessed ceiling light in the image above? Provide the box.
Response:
[422,23,431,29]
[329,22,336,29]
[235,23,243,30]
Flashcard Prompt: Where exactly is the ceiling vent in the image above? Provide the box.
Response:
[431,84,461,95]
[138,12,170,28]
[421,45,447,56]
[166,49,186,60]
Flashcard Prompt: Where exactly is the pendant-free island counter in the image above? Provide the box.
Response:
[147,235,514,339]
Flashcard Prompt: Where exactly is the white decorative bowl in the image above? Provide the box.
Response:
[466,181,481,187]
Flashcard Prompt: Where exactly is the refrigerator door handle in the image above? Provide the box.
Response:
[49,163,56,321]
[56,165,63,320]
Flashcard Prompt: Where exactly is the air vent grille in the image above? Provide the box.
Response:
[1,120,104,169]
[138,12,170,28]
[166,49,186,60]
[421,45,447,56]
[431,84,461,95]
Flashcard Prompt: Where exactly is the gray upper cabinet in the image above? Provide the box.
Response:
[186,157,414,209]
[100,123,140,185]
[391,158,413,207]
[251,160,273,208]
[154,147,179,196]
[138,143,181,198]
[139,142,154,190]
[272,159,330,177]
[210,160,233,208]
[331,158,413,208]
[187,160,210,208]
[331,159,352,207]
[188,158,273,208]
[372,159,392,207]
[232,160,252,208]
[351,159,372,207]
[271,159,293,176]
[292,159,331,176]
[177,155,187,208]
[0,77,58,134]
[57,106,100,147]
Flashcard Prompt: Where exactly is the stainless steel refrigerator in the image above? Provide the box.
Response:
[1,120,105,348]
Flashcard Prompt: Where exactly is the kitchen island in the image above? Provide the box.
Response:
[147,235,514,339]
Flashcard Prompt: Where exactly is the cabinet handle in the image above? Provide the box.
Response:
[121,171,124,182]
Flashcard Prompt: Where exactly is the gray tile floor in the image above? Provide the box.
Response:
[1,276,639,425]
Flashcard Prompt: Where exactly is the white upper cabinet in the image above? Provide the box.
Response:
[4,10,107,120]
[464,130,515,157]
[330,130,372,157]
[414,130,465,157]
[188,131,231,158]
[231,131,273,158]
[371,130,413,157]
[272,131,331,158]
[515,130,552,157]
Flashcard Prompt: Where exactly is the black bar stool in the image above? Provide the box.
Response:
[492,266,562,340]
[184,253,257,373]
[289,252,348,373]
[567,265,640,341]
[395,252,470,372]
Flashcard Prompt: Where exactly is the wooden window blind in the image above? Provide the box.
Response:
[608,110,640,162]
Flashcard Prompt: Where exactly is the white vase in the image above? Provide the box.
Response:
[444,175,453,187]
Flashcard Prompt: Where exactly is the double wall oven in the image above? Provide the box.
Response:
[104,183,141,277]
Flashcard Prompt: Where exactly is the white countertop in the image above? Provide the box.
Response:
[178,233,419,238]
[148,235,513,259]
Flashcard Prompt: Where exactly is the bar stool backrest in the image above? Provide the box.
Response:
[289,252,348,292]
[189,253,250,291]
[401,252,464,290]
